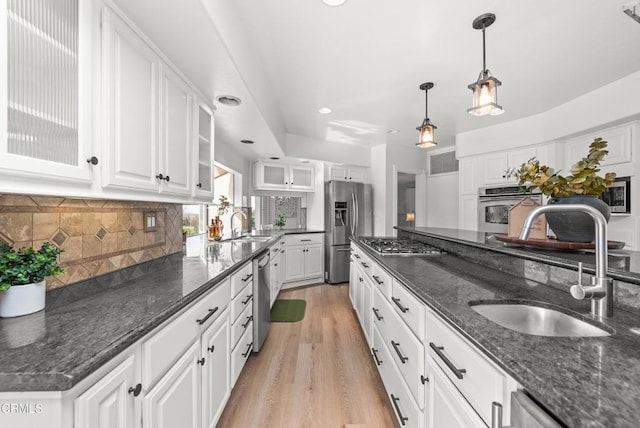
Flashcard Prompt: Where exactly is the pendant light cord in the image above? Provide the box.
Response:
[424,88,429,119]
[482,25,487,72]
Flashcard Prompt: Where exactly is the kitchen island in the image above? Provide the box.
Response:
[352,227,640,428]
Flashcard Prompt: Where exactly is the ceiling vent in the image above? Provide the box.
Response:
[623,2,640,23]
[216,95,242,106]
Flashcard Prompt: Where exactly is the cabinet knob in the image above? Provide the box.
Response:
[128,383,142,397]
[197,357,205,366]
[207,345,215,353]
[196,182,202,188]
[164,175,170,182]
[86,156,99,165]
[420,375,429,384]
[155,173,164,180]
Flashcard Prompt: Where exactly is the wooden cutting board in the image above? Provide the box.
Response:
[494,234,625,250]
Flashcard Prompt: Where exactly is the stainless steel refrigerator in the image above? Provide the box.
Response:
[324,181,372,284]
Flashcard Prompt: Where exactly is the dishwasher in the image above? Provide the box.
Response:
[252,251,271,352]
[492,391,562,428]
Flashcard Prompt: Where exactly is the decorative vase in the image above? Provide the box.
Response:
[0,281,46,318]
[214,215,223,241]
[546,196,611,243]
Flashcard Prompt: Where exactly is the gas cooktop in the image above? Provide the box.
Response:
[360,238,444,256]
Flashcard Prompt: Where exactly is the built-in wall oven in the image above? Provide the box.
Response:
[478,186,542,233]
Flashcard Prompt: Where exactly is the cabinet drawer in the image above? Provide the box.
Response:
[285,233,323,245]
[373,286,425,409]
[391,279,425,341]
[427,309,508,425]
[373,325,424,428]
[230,262,253,299]
[357,252,373,280]
[141,278,230,388]
[231,281,253,324]
[371,263,392,299]
[231,321,253,385]
[231,303,253,351]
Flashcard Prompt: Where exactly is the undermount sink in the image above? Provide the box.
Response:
[469,301,613,337]
[234,235,272,243]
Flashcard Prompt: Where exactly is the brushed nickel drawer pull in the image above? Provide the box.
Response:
[241,315,253,329]
[371,348,382,366]
[197,306,219,325]
[241,273,253,282]
[391,340,408,364]
[242,342,253,358]
[372,275,384,285]
[429,342,466,379]
[354,254,361,259]
[361,262,369,268]
[242,294,253,305]
[372,307,383,321]
[391,297,409,313]
[390,394,408,426]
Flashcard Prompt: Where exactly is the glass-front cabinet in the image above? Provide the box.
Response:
[253,161,315,192]
[194,103,214,200]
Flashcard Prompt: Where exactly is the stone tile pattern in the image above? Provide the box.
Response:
[0,194,183,290]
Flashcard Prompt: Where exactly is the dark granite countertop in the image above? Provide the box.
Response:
[0,234,279,392]
[250,228,325,235]
[353,232,640,428]
[397,227,640,285]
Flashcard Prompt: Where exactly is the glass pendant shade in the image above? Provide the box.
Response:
[467,72,504,116]
[416,119,437,148]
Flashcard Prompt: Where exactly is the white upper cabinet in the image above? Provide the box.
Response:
[328,165,368,183]
[0,0,96,186]
[193,103,215,201]
[564,123,633,171]
[102,7,159,192]
[253,161,315,191]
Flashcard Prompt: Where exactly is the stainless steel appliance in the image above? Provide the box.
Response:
[478,186,542,233]
[324,181,372,283]
[599,176,631,213]
[252,251,270,352]
[360,238,444,256]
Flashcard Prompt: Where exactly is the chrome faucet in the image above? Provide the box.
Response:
[230,210,248,239]
[519,204,613,319]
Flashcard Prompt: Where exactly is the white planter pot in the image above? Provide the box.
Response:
[0,281,46,318]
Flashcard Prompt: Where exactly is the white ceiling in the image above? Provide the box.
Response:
[113,0,640,160]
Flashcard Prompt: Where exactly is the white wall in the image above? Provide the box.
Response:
[426,172,459,229]
[370,145,387,236]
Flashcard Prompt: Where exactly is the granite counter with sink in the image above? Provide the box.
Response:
[353,227,640,428]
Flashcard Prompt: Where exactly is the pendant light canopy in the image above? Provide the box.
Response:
[467,13,504,117]
[416,82,437,148]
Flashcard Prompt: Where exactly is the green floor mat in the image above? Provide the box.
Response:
[271,299,306,322]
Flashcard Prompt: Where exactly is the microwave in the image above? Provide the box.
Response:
[599,176,631,214]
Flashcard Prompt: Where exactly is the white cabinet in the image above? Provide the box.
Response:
[329,165,367,183]
[253,161,315,191]
[193,103,215,201]
[74,355,138,428]
[142,342,200,428]
[564,123,633,171]
[201,312,230,428]
[479,147,536,186]
[458,157,477,195]
[282,234,324,286]
[102,7,194,197]
[269,250,283,306]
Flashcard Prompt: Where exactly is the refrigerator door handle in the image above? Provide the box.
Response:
[350,193,356,236]
[354,193,359,237]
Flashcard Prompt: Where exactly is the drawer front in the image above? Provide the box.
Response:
[373,325,424,428]
[391,279,425,341]
[427,309,506,425]
[285,233,323,245]
[373,285,425,408]
[231,303,253,350]
[230,262,253,299]
[231,281,253,323]
[231,321,254,385]
[357,252,373,280]
[142,278,230,388]
[371,263,392,300]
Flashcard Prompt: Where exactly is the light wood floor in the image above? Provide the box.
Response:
[217,283,400,428]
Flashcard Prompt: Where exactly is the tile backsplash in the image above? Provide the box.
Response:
[0,194,183,290]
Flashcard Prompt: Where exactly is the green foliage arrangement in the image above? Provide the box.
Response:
[217,195,231,216]
[0,242,65,291]
[509,138,616,197]
[274,215,286,229]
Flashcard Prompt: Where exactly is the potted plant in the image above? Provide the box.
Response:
[509,137,616,242]
[0,242,65,317]
[274,215,286,230]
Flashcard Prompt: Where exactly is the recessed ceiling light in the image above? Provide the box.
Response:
[269,156,280,160]
[318,107,332,114]
[216,95,242,106]
[240,139,254,144]
[322,0,348,6]
[387,130,400,134]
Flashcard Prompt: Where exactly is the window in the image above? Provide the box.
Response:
[209,163,236,238]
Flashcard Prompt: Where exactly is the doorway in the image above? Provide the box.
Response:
[397,172,416,230]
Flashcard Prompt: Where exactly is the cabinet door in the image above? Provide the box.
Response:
[284,245,305,282]
[194,103,214,200]
[290,165,314,190]
[347,167,366,183]
[458,157,477,195]
[330,166,349,181]
[361,276,372,345]
[481,153,509,185]
[427,357,485,428]
[348,255,357,307]
[255,162,289,189]
[74,355,137,428]
[507,147,537,174]
[201,313,229,428]
[304,244,324,278]
[458,195,477,231]
[143,342,200,428]
[159,65,192,196]
[102,8,159,192]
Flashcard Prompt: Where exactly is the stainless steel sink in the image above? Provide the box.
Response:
[469,301,613,337]
[234,235,272,243]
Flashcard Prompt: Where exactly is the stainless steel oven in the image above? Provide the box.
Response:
[478,186,542,233]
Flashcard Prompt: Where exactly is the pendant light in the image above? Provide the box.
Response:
[416,82,437,148]
[467,13,504,116]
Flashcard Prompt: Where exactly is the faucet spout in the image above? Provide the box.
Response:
[519,204,613,318]
[230,211,248,239]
